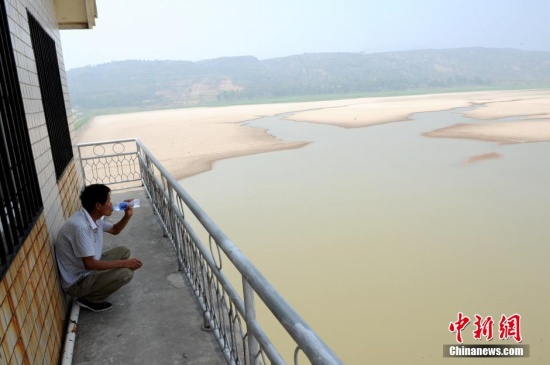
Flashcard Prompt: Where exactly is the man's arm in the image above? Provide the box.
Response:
[107,204,133,235]
[82,256,142,271]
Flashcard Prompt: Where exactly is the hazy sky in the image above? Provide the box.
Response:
[60,0,550,70]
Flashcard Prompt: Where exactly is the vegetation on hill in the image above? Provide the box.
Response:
[67,47,550,123]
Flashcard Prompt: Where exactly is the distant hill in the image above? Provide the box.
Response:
[67,48,550,113]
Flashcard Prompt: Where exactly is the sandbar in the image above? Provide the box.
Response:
[76,89,550,179]
[465,152,502,164]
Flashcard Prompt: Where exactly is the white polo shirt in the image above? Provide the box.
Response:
[55,208,113,291]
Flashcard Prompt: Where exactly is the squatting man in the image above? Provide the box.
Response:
[55,184,142,312]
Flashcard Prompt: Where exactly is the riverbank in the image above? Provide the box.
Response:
[76,89,550,179]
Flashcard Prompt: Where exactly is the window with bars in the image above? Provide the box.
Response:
[28,11,73,181]
[0,3,44,279]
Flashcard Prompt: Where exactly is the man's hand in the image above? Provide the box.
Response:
[123,199,134,218]
[124,258,142,270]
[108,200,134,235]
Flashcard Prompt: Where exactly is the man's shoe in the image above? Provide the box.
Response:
[76,299,112,312]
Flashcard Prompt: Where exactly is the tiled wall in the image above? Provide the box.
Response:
[0,162,81,365]
[0,214,66,365]
[58,161,84,220]
[5,0,77,239]
[1,0,85,364]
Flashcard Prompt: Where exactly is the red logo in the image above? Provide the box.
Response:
[499,314,522,342]
[449,312,470,343]
[449,313,522,343]
[473,315,494,341]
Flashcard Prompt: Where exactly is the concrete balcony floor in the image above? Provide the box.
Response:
[72,188,226,364]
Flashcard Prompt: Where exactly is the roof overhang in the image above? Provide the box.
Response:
[55,0,97,29]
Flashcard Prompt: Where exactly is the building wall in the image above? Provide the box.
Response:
[1,0,83,363]
[1,214,65,364]
[5,0,78,236]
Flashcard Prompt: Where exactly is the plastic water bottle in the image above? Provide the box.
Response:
[113,199,140,211]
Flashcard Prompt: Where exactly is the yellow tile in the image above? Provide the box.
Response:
[21,350,30,365]
[14,301,26,334]
[46,279,54,295]
[0,342,7,365]
[1,336,11,365]
[2,285,14,311]
[28,293,39,325]
[44,336,52,365]
[43,308,52,336]
[40,230,48,246]
[20,261,30,286]
[11,254,21,275]
[22,237,32,256]
[8,290,19,317]
[30,225,39,243]
[51,344,60,365]
[0,299,12,333]
[12,339,23,365]
[34,257,44,282]
[4,266,14,290]
[36,301,46,329]
[31,342,43,365]
[36,280,46,302]
[10,273,23,312]
[15,269,25,298]
[38,324,49,353]
[8,353,17,365]
[31,243,40,264]
[35,237,44,256]
[43,257,51,281]
[0,280,7,306]
[17,246,26,266]
[4,319,19,359]
[47,334,55,362]
[27,325,38,365]
[23,260,34,287]
[21,315,33,348]
[26,250,36,271]
[24,276,35,302]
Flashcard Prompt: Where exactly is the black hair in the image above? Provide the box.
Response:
[80,184,111,213]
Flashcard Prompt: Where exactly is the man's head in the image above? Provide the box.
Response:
[80,184,112,215]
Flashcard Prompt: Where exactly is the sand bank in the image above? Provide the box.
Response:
[422,90,550,144]
[465,152,502,164]
[286,89,550,127]
[76,89,550,179]
[423,120,550,143]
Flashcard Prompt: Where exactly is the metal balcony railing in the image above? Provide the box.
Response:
[77,138,343,365]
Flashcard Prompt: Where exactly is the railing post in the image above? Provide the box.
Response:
[135,140,144,186]
[77,144,86,185]
[167,183,185,271]
[243,280,259,365]
[166,179,175,239]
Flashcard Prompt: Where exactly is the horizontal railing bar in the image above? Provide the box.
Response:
[96,178,141,184]
[79,152,138,160]
[77,138,138,147]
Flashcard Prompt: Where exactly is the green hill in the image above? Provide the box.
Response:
[67,48,550,114]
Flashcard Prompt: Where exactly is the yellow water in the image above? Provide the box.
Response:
[181,108,550,364]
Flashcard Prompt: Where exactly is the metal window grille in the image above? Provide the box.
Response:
[28,12,73,181]
[0,3,44,279]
